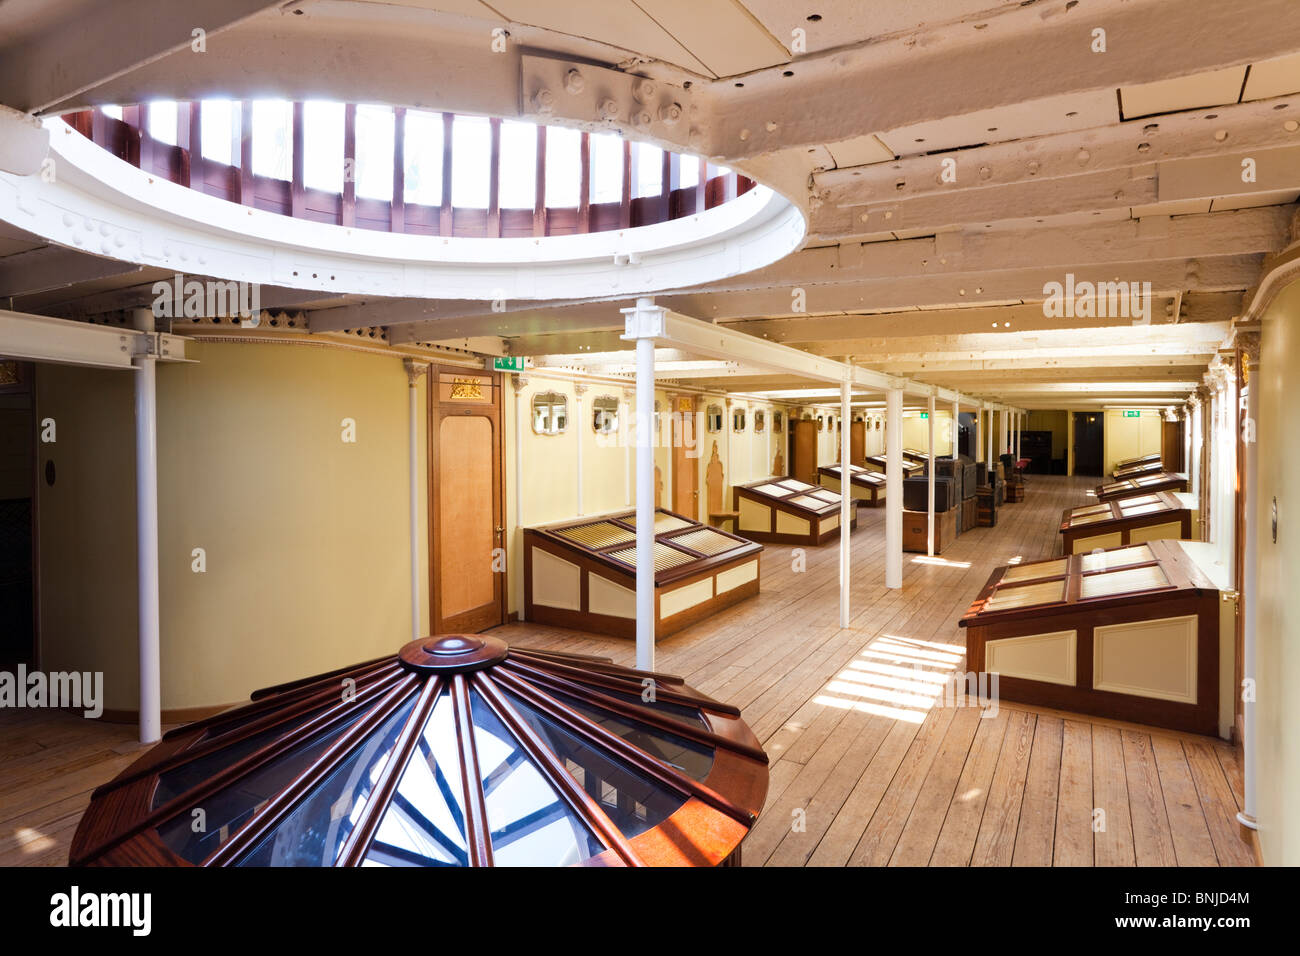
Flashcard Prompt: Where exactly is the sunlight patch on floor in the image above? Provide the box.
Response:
[911,556,972,569]
[812,634,967,724]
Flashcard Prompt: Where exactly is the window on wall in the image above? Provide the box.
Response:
[404,110,444,206]
[590,132,623,203]
[591,396,619,434]
[773,411,784,433]
[199,99,238,165]
[499,120,537,209]
[733,408,747,433]
[147,100,179,146]
[251,99,293,181]
[679,154,700,190]
[635,142,663,198]
[531,392,568,435]
[355,105,395,200]
[706,404,723,433]
[303,101,345,193]
[754,409,765,434]
[451,114,490,208]
[545,126,581,207]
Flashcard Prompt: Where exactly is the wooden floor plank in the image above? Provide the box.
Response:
[1091,725,1136,866]
[1053,718,1095,866]
[930,707,1011,866]
[1012,714,1064,866]
[1122,730,1179,866]
[1151,736,1219,866]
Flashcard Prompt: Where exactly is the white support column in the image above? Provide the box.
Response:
[573,384,586,516]
[839,378,851,628]
[1015,411,1022,461]
[133,352,161,745]
[621,297,666,672]
[1238,334,1260,829]
[404,359,428,641]
[513,374,528,622]
[951,394,960,459]
[927,393,936,557]
[623,387,633,506]
[885,388,903,589]
[985,405,993,466]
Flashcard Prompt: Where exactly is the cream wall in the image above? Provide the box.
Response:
[36,342,429,713]
[1102,408,1164,476]
[1254,278,1300,866]
[902,410,954,457]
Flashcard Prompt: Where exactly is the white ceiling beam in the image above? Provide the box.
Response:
[0,309,187,368]
[0,246,143,297]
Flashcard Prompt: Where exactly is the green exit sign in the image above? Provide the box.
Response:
[490,356,526,372]
[1124,410,1141,418]
[919,412,929,419]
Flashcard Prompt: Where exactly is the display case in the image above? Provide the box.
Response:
[959,540,1234,737]
[1112,460,1165,480]
[1096,471,1189,501]
[733,477,858,545]
[864,454,925,477]
[817,463,885,507]
[524,509,762,640]
[71,636,770,867]
[1115,453,1162,470]
[1059,491,1194,555]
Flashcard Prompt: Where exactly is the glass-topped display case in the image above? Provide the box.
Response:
[817,463,886,507]
[1096,471,1189,501]
[71,636,770,867]
[524,508,762,640]
[733,476,857,546]
[959,540,1233,737]
[1058,490,1193,554]
[863,454,925,477]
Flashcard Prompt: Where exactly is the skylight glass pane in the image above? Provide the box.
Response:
[451,115,491,208]
[589,133,622,203]
[148,100,178,146]
[354,104,395,201]
[544,126,580,208]
[199,99,237,165]
[404,110,443,206]
[101,105,123,121]
[251,99,292,181]
[302,101,344,193]
[498,120,536,209]
[678,153,700,189]
[634,142,662,198]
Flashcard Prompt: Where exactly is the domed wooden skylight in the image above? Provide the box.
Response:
[71,635,769,867]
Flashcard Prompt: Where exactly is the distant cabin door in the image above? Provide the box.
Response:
[431,368,506,634]
[850,420,866,466]
[671,395,698,518]
[791,419,818,483]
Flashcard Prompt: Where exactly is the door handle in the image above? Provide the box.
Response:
[495,526,504,534]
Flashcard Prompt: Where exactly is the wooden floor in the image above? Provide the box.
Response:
[0,475,1255,866]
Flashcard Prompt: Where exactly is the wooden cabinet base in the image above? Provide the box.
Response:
[902,507,958,553]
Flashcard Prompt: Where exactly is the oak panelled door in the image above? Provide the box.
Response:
[430,367,506,634]
[672,394,699,519]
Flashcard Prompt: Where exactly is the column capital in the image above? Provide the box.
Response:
[402,357,430,385]
[620,297,666,340]
[510,373,530,393]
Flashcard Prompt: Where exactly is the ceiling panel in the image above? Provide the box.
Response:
[876,90,1117,159]
[824,133,894,168]
[1119,66,1247,119]
[739,0,1024,56]
[488,0,713,76]
[634,0,790,77]
[1209,189,1300,211]
[1130,198,1213,218]
[1243,52,1300,100]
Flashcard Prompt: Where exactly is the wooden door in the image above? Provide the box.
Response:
[430,368,505,634]
[792,419,818,484]
[671,395,698,518]
[1162,419,1184,472]
[850,420,866,466]
[1072,412,1103,476]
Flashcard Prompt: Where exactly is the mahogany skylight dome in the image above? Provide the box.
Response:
[70,635,770,867]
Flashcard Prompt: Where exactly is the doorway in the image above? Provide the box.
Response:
[670,394,698,518]
[430,367,506,634]
[1072,411,1104,476]
[0,361,36,668]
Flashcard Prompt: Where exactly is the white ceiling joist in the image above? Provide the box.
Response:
[0,309,188,369]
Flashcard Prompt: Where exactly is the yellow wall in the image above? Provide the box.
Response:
[1102,408,1164,476]
[1254,278,1300,865]
[36,342,429,713]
